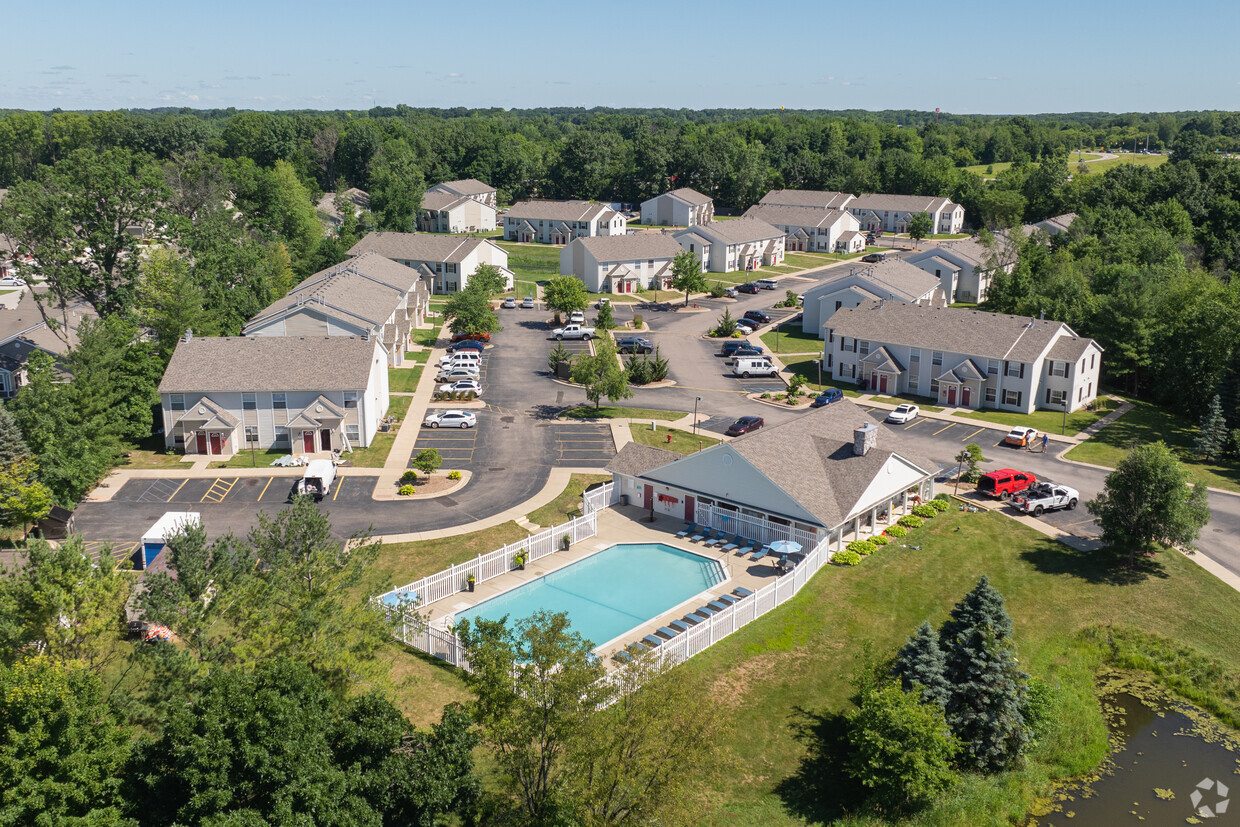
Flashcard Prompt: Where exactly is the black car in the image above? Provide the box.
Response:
[616,336,654,354]
[742,310,770,325]
[721,341,765,357]
[861,253,886,264]
[725,416,765,436]
[737,282,759,294]
[729,346,764,361]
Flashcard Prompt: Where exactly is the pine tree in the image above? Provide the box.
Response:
[942,623,1031,773]
[893,621,952,710]
[0,404,28,463]
[1195,394,1229,460]
[938,575,1013,649]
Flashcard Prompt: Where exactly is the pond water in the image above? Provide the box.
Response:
[1032,685,1239,825]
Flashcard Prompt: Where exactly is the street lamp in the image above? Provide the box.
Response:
[1062,396,1069,437]
[815,358,822,390]
[693,396,701,437]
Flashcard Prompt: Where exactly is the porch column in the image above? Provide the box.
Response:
[902,490,909,513]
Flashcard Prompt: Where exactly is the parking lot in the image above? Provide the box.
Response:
[109,474,381,507]
[412,416,483,468]
[548,422,616,466]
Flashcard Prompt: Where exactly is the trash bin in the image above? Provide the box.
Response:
[620,494,630,506]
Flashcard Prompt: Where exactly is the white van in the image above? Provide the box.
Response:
[732,357,778,378]
[756,278,778,290]
[297,459,336,501]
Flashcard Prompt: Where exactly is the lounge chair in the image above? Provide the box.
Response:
[735,538,756,556]
[668,619,691,633]
[733,587,754,598]
[701,529,723,546]
[656,626,680,639]
[613,648,633,664]
[720,534,744,552]
[695,605,718,617]
[676,522,697,538]
[689,526,707,542]
[680,614,703,626]
[642,634,664,648]
[750,546,771,561]
[706,600,729,612]
[716,594,739,606]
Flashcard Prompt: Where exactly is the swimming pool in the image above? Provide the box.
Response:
[455,543,726,648]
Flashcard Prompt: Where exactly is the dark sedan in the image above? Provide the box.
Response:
[861,253,886,264]
[725,416,765,436]
[615,336,654,354]
[448,340,486,354]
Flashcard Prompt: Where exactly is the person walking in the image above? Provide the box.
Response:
[1041,432,1050,453]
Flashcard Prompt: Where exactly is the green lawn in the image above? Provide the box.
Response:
[410,326,442,348]
[757,264,800,275]
[345,434,396,468]
[560,405,685,421]
[1065,398,1240,492]
[962,153,1167,178]
[387,395,412,422]
[760,321,822,354]
[782,253,836,269]
[403,350,430,364]
[955,396,1121,436]
[118,435,190,470]
[496,242,561,282]
[628,423,720,455]
[526,473,612,527]
[512,279,539,300]
[778,354,861,396]
[388,366,424,394]
[869,394,945,413]
[207,449,291,470]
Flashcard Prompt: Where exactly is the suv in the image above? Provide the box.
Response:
[976,468,1037,501]
[721,341,764,358]
[756,278,778,290]
[742,310,770,325]
[737,282,759,294]
[448,340,486,354]
[728,346,764,363]
[615,336,654,354]
[861,253,886,264]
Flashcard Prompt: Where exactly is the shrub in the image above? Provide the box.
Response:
[708,282,728,299]
[633,313,643,330]
[929,498,951,512]
[871,534,891,546]
[760,392,771,399]
[713,308,738,337]
[832,550,862,567]
[934,492,950,501]
[413,448,443,475]
[398,484,417,496]
[899,515,924,529]
[447,470,462,480]
[400,470,418,483]
[885,525,908,537]
[912,504,936,519]
[848,540,878,556]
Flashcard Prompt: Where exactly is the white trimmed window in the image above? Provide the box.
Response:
[932,351,943,367]
[344,391,358,409]
[272,392,286,410]
[345,425,360,440]
[169,393,185,411]
[859,340,870,357]
[985,387,997,403]
[1050,360,1066,378]
[1003,389,1022,406]
[244,425,258,443]
[274,427,290,446]
[242,392,256,410]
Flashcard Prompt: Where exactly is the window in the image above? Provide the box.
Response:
[835,300,843,311]
[987,359,999,376]
[1005,361,1024,378]
[827,353,833,368]
[930,378,940,394]
[859,340,870,356]
[244,425,258,443]
[932,351,943,367]
[1047,388,1066,406]
[242,392,256,410]
[345,425,360,440]
[985,387,997,403]
[272,392,286,410]
[169,393,185,411]
[1050,361,1066,378]
[344,391,358,409]
[1003,389,1022,406]
[909,348,920,364]
[827,329,834,343]
[1090,354,1095,369]
[648,259,654,267]
[274,427,290,446]
[909,373,919,390]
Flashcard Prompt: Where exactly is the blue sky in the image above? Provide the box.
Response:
[4,0,1236,114]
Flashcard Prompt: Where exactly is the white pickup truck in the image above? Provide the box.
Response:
[1014,482,1079,516]
[552,323,595,340]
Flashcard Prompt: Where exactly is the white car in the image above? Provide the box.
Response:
[0,276,26,288]
[735,321,756,335]
[438,353,481,368]
[521,296,535,309]
[569,310,586,324]
[437,366,480,381]
[886,404,920,424]
[423,409,477,429]
[438,379,482,395]
[501,297,517,309]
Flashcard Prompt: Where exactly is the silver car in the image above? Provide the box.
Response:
[423,409,477,429]
[436,366,481,381]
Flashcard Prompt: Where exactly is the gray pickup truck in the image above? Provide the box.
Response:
[1014,482,1079,516]
[552,323,595,340]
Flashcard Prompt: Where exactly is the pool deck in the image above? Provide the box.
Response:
[420,505,781,665]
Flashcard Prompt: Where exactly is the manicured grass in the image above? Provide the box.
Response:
[779,354,861,396]
[962,161,1014,176]
[387,395,412,422]
[676,509,1240,822]
[869,394,945,413]
[207,449,291,470]
[345,434,396,468]
[781,253,836,269]
[628,423,720,455]
[1065,398,1240,492]
[526,473,612,527]
[1078,153,1167,174]
[410,326,442,347]
[760,321,821,354]
[388,366,424,394]
[118,435,190,470]
[927,232,971,239]
[513,279,539,299]
[560,405,685,421]
[403,350,430,364]
[955,396,1121,436]
[495,242,561,282]
[758,264,800,275]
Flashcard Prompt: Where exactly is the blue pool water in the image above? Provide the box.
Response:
[456,543,725,648]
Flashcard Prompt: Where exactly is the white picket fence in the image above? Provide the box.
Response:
[694,502,820,550]
[582,481,615,514]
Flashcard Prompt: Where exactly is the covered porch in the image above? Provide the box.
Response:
[173,398,239,456]
[861,347,906,395]
[287,395,350,454]
[936,359,987,409]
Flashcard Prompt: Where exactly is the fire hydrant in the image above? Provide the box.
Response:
[666,433,672,444]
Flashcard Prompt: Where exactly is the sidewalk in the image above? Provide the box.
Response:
[372,339,443,500]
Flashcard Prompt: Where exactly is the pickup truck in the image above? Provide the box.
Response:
[552,323,595,340]
[1013,482,1079,516]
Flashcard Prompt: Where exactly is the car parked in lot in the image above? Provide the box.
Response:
[721,341,764,357]
[723,286,738,298]
[726,415,765,436]
[423,409,477,429]
[552,323,595,340]
[436,366,480,381]
[735,321,756,335]
[1013,481,1078,515]
[1004,426,1039,448]
[756,279,778,290]
[521,296,535,309]
[728,346,765,363]
[448,340,486,354]
[886,403,920,423]
[438,353,481,368]
[595,297,611,309]
[976,468,1037,500]
[501,297,517,309]
[811,388,844,407]
[450,332,491,344]
[615,336,654,354]
[437,379,482,395]
[861,253,887,263]
[569,310,586,324]
[732,357,777,378]
[0,276,26,288]
[742,310,770,325]
[737,282,759,294]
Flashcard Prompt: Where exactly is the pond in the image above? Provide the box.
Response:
[1032,676,1239,825]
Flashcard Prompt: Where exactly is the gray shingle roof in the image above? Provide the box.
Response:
[742,204,852,229]
[574,233,683,262]
[829,301,1085,363]
[430,178,495,197]
[662,187,712,206]
[675,218,782,246]
[606,442,680,477]
[759,189,854,209]
[347,232,496,264]
[159,336,379,394]
[505,200,616,223]
[1046,335,1098,362]
[849,194,956,214]
[420,191,471,212]
[824,259,942,303]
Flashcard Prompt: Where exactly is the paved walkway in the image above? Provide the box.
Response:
[372,347,441,500]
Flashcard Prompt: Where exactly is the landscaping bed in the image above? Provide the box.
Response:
[628,424,720,455]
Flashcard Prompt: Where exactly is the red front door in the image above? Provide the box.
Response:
[320,429,332,451]
[209,433,223,455]
[879,374,888,394]
[962,386,972,407]
[685,495,695,522]
[947,386,957,406]
[195,432,207,454]
[643,484,653,511]
[303,431,315,453]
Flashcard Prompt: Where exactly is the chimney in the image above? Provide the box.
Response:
[853,422,877,457]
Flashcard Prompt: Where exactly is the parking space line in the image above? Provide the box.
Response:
[903,420,922,430]
[1064,518,1097,528]
[933,423,955,435]
[201,478,236,503]
[994,440,1006,447]
[258,477,273,501]
[169,479,188,500]
[960,427,984,442]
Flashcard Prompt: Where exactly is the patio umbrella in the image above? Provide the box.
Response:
[769,539,802,556]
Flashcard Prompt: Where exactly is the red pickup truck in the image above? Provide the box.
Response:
[976,468,1037,500]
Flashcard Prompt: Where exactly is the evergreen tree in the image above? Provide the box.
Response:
[1195,394,1230,459]
[942,623,1031,773]
[938,574,1013,649]
[0,404,28,462]
[893,621,951,710]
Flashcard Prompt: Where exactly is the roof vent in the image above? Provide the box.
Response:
[854,423,878,457]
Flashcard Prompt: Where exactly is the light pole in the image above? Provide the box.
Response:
[693,396,701,437]
[1062,397,1069,436]
[815,358,822,390]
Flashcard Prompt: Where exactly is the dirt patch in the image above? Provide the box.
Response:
[709,649,811,709]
